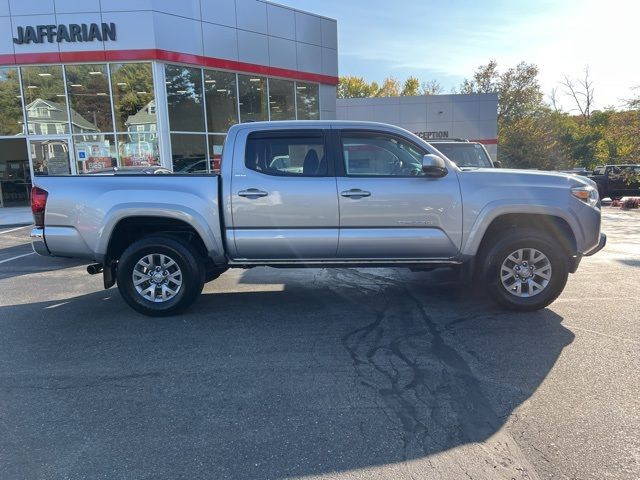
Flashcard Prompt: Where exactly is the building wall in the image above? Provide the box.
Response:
[336,93,498,160]
[0,0,338,111]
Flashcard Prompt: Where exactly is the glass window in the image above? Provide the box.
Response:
[110,63,155,133]
[30,139,72,176]
[433,143,492,168]
[296,82,320,120]
[245,131,326,177]
[65,64,113,133]
[171,134,207,173]
[21,65,69,135]
[204,70,238,133]
[209,134,225,174]
[117,133,160,167]
[0,139,30,207]
[0,67,25,136]
[165,65,204,132]
[268,78,295,121]
[342,133,426,176]
[238,74,267,122]
[74,135,117,173]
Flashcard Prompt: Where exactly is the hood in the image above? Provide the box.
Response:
[457,168,595,189]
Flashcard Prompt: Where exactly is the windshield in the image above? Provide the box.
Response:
[433,143,493,168]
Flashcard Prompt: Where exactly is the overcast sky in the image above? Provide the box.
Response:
[275,0,639,110]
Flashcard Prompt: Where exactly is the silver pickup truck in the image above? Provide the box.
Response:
[30,121,606,316]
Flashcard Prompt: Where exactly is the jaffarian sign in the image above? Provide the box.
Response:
[13,23,117,44]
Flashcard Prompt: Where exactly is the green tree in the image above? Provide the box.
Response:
[458,60,543,124]
[401,76,421,96]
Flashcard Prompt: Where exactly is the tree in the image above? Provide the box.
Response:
[401,76,421,96]
[338,76,379,98]
[376,77,401,97]
[627,86,640,110]
[560,67,594,121]
[458,60,543,124]
[421,80,443,95]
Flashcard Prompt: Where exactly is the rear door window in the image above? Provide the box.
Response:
[245,130,328,177]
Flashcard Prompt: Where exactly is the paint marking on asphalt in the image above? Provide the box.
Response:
[564,324,640,345]
[0,252,35,265]
[0,225,31,235]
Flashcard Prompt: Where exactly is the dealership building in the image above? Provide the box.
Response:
[337,93,499,161]
[0,0,338,208]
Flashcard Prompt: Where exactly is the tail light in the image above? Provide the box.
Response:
[31,186,48,227]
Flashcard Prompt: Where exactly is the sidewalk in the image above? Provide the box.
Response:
[0,207,33,227]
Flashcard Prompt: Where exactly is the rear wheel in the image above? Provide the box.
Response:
[480,229,569,311]
[117,235,205,317]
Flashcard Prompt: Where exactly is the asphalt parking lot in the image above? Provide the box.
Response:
[0,208,638,480]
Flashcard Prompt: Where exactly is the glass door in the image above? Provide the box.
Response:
[29,136,74,176]
[0,138,31,208]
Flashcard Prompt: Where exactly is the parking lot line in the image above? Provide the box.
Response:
[0,252,35,264]
[0,225,31,235]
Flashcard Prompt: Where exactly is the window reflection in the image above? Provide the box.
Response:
[110,63,155,133]
[171,134,207,173]
[21,65,70,135]
[65,64,113,133]
[209,134,225,173]
[165,65,205,132]
[30,139,71,176]
[74,134,117,173]
[268,78,295,121]
[296,82,320,120]
[238,74,267,122]
[0,67,25,136]
[204,70,238,133]
[117,133,160,167]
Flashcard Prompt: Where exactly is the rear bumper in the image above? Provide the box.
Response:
[30,227,49,256]
[585,233,607,257]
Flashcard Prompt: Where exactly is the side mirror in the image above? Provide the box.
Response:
[493,160,503,168]
[422,154,448,177]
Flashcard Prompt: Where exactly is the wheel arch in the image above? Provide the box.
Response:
[471,212,578,261]
[97,208,224,266]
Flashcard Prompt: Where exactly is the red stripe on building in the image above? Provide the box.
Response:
[3,48,339,85]
[471,138,498,145]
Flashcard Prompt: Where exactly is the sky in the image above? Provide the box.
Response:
[275,0,639,111]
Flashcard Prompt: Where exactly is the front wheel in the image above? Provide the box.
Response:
[116,235,205,317]
[480,229,569,311]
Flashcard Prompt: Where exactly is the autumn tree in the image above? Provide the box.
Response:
[338,76,379,98]
[376,77,401,97]
[421,80,443,95]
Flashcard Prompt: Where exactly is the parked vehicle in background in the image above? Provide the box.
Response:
[87,166,172,175]
[428,139,500,168]
[30,121,605,316]
[589,164,640,200]
[560,168,591,177]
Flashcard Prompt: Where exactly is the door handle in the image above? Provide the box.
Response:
[341,189,371,199]
[238,188,268,199]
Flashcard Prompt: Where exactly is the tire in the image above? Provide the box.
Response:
[116,235,205,317]
[479,228,569,311]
